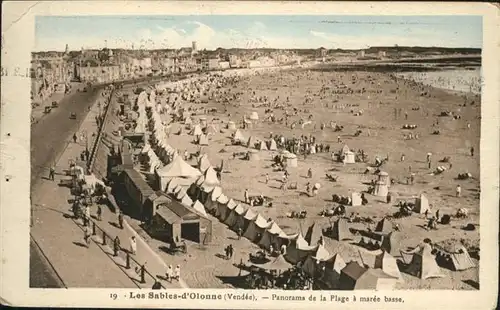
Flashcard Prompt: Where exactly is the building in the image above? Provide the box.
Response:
[192,41,198,53]
[145,192,213,244]
[378,51,387,58]
[77,63,120,83]
[229,55,241,68]
[358,50,366,58]
[121,168,155,219]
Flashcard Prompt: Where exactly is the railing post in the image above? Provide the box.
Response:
[140,265,146,284]
[102,231,106,245]
[92,222,96,235]
[126,252,130,269]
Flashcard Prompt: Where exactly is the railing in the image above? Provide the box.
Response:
[80,216,166,289]
[88,89,115,174]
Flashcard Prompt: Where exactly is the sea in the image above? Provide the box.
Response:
[396,67,481,95]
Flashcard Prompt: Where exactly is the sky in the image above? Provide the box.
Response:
[34,15,483,52]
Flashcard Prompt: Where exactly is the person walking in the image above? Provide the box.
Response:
[73,133,77,143]
[96,205,102,221]
[174,265,181,281]
[49,166,55,181]
[244,189,249,204]
[84,225,92,247]
[165,265,173,282]
[84,205,91,226]
[456,185,462,197]
[400,154,405,162]
[307,168,313,179]
[118,211,124,229]
[470,147,474,157]
[237,227,242,240]
[265,173,269,184]
[113,236,121,257]
[129,236,137,255]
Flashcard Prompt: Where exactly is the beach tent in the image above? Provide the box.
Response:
[330,218,352,241]
[205,124,219,135]
[243,214,270,243]
[197,154,212,173]
[377,171,391,186]
[249,111,259,121]
[214,194,230,219]
[375,218,393,234]
[343,151,356,164]
[302,244,331,277]
[381,231,402,256]
[257,140,268,151]
[198,134,209,146]
[400,243,444,279]
[232,129,246,144]
[259,221,285,250]
[204,186,223,212]
[340,144,350,156]
[338,262,398,290]
[180,194,193,207]
[267,139,278,151]
[193,200,207,216]
[190,124,203,136]
[316,253,347,289]
[242,208,258,231]
[224,203,246,228]
[199,117,207,128]
[199,178,216,197]
[284,153,298,168]
[175,187,188,200]
[203,166,220,187]
[359,250,403,282]
[253,255,291,274]
[414,194,431,214]
[373,181,389,197]
[247,136,258,148]
[351,192,362,206]
[165,178,182,193]
[156,156,202,192]
[304,223,323,246]
[247,150,260,161]
[187,175,204,199]
[141,143,151,154]
[285,233,318,264]
[219,198,237,222]
[227,121,237,130]
[433,243,476,271]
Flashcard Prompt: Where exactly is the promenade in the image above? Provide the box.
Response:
[31,84,187,289]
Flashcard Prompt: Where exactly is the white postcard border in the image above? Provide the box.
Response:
[1,1,498,309]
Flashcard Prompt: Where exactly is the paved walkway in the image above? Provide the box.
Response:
[31,93,136,288]
[31,86,187,289]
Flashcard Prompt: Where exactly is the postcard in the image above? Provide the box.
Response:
[1,1,498,309]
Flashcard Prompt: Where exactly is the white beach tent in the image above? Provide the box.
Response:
[192,200,208,217]
[343,151,356,164]
[155,155,202,191]
[243,214,270,242]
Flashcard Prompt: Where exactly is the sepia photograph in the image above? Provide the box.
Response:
[1,2,498,309]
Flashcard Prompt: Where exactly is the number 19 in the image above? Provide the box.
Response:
[110,293,118,300]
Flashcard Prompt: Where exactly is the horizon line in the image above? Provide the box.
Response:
[33,45,483,53]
